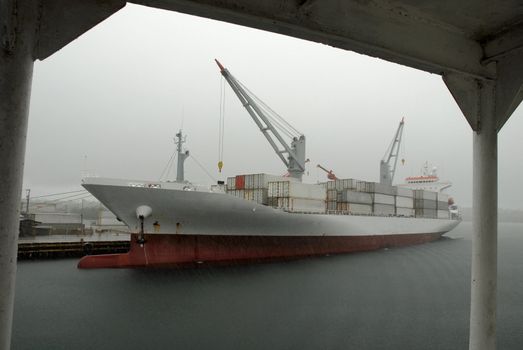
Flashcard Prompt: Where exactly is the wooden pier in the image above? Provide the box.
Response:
[17,240,130,260]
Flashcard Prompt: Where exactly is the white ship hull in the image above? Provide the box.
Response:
[78,177,460,268]
[83,177,458,236]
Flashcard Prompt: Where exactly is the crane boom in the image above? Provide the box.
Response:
[216,59,306,180]
[380,118,405,186]
[317,164,338,180]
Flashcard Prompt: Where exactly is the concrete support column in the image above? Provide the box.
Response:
[469,83,497,350]
[0,2,37,349]
[445,50,523,350]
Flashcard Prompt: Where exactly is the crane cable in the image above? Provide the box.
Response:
[158,146,177,181]
[28,190,89,204]
[218,77,225,172]
[400,117,406,165]
[237,79,302,139]
[190,152,217,182]
[165,151,177,180]
[30,189,86,199]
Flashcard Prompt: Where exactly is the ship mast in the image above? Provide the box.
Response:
[215,59,306,181]
[175,130,189,182]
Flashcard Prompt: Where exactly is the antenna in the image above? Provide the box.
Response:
[180,106,185,130]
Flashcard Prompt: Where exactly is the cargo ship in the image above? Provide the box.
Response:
[77,61,460,269]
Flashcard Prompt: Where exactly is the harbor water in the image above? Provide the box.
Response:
[12,222,523,349]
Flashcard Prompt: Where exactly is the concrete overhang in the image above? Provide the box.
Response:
[123,0,523,81]
[32,0,523,82]
[28,0,523,131]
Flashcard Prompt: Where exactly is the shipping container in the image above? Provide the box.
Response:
[415,208,437,218]
[373,203,395,216]
[356,181,368,192]
[336,202,347,211]
[227,189,241,199]
[413,189,438,201]
[437,201,449,210]
[268,182,283,197]
[240,173,290,189]
[351,203,373,215]
[336,179,358,191]
[337,203,373,215]
[246,189,268,204]
[396,207,415,217]
[268,181,326,200]
[326,201,337,211]
[341,190,373,204]
[244,174,253,189]
[226,174,293,190]
[395,196,414,208]
[235,175,245,190]
[327,190,337,201]
[244,189,254,201]
[395,187,414,198]
[414,199,437,209]
[326,179,358,191]
[437,210,450,219]
[356,181,392,194]
[366,182,395,195]
[373,193,395,205]
[226,177,236,190]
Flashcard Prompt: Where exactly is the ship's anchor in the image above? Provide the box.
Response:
[135,205,153,246]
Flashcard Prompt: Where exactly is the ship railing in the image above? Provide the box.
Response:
[325,210,423,218]
[280,208,451,219]
[325,210,374,216]
[281,209,326,215]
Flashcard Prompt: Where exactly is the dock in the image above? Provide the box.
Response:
[17,232,131,260]
[17,241,130,260]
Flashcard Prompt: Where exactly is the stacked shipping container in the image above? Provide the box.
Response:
[437,192,450,219]
[365,183,395,216]
[225,174,451,219]
[395,187,415,217]
[413,189,438,218]
[325,179,369,213]
[267,181,326,212]
[226,174,288,205]
[338,190,373,214]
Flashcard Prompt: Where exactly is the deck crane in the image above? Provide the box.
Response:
[380,118,405,186]
[317,164,338,180]
[215,59,306,181]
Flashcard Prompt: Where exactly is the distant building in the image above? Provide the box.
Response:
[21,212,84,236]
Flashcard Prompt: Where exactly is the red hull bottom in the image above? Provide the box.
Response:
[77,232,445,269]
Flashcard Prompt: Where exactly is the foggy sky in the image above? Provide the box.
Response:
[23,4,523,209]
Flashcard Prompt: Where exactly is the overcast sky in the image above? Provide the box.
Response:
[23,3,523,209]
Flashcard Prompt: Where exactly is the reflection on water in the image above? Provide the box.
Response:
[12,222,523,350]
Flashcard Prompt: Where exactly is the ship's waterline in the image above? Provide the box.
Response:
[78,231,447,268]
